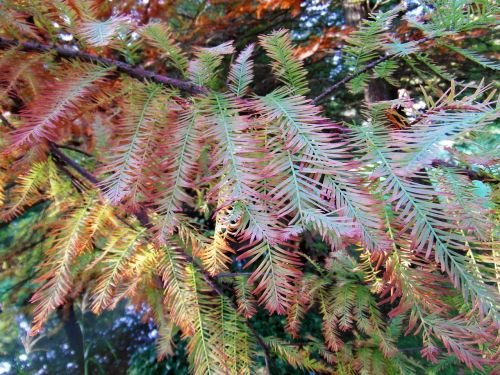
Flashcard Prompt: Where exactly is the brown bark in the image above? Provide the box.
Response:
[342,0,398,103]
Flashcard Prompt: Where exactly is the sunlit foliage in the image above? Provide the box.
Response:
[0,1,498,374]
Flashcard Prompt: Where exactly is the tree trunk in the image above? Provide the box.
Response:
[343,0,369,26]
[58,303,85,374]
[342,0,398,103]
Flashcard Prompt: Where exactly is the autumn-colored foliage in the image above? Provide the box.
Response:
[0,1,498,374]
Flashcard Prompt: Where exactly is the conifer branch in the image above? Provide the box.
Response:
[121,206,272,372]
[38,136,273,372]
[1,6,497,367]
[0,113,271,361]
[0,37,207,95]
[0,34,429,106]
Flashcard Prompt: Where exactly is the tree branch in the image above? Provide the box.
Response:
[0,113,92,191]
[0,112,272,372]
[431,160,499,183]
[214,272,253,278]
[312,36,430,104]
[0,37,207,95]
[56,144,93,157]
[111,205,272,373]
[48,143,99,185]
[0,113,15,130]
